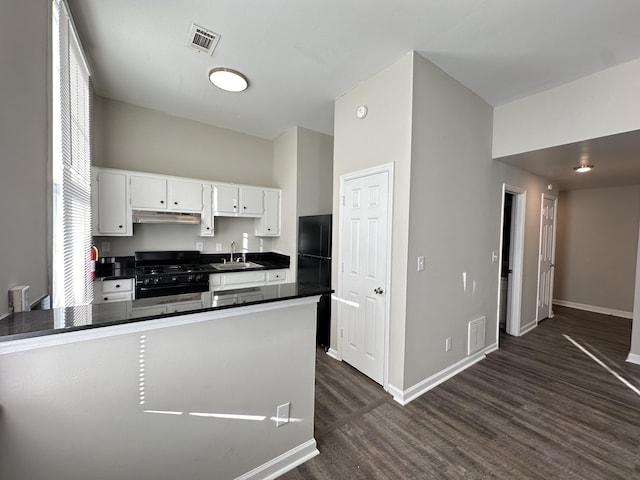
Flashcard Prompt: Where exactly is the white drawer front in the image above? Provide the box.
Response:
[222,271,267,286]
[99,291,133,303]
[102,278,134,293]
[266,269,288,283]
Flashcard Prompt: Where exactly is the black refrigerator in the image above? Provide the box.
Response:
[297,214,332,349]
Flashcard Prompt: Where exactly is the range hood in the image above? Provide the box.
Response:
[132,210,201,225]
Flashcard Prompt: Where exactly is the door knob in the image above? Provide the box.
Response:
[374,287,384,295]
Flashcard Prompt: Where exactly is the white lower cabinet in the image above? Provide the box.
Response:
[93,278,134,303]
[209,269,289,292]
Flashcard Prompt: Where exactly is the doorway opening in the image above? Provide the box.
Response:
[498,185,526,337]
[499,193,514,331]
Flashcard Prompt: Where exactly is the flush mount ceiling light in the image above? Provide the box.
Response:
[573,164,594,173]
[208,67,248,92]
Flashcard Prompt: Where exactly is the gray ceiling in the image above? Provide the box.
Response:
[67,0,640,191]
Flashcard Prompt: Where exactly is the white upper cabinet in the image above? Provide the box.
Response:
[240,187,264,216]
[213,185,239,215]
[92,167,280,237]
[130,175,203,213]
[255,189,280,236]
[170,179,203,212]
[130,175,167,209]
[213,185,264,217]
[92,169,132,236]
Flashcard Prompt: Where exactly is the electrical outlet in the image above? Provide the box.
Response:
[445,337,452,352]
[417,256,425,272]
[276,402,290,427]
[195,241,203,252]
[101,241,111,253]
[215,243,222,252]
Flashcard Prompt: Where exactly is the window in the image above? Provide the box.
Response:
[52,0,92,308]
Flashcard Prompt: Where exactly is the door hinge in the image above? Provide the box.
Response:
[340,328,344,338]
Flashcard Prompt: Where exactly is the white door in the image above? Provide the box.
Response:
[537,194,557,321]
[340,167,391,385]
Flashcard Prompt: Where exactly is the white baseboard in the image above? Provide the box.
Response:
[234,439,319,480]
[389,343,498,406]
[626,353,640,365]
[553,299,633,319]
[326,347,340,360]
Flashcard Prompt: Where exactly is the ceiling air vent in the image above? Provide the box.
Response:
[186,23,220,55]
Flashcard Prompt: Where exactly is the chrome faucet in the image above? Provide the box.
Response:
[230,241,236,262]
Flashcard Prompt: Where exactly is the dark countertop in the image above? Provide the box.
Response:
[94,252,290,280]
[0,282,330,342]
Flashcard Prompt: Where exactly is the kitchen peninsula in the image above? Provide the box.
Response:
[0,283,329,480]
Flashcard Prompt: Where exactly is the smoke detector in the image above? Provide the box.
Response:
[185,23,220,55]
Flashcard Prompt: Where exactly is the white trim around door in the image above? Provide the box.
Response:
[336,162,394,391]
[497,184,526,338]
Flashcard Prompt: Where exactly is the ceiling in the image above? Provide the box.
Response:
[67,0,640,190]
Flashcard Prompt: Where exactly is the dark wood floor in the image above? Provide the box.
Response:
[281,306,640,479]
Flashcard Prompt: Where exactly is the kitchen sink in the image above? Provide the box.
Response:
[210,262,264,271]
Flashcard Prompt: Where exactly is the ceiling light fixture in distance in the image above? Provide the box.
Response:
[573,164,594,173]
[209,67,248,92]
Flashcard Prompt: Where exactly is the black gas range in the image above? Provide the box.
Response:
[134,251,209,299]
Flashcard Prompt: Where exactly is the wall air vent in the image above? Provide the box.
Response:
[186,23,221,55]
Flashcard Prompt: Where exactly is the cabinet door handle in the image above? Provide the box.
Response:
[243,206,247,210]
[115,284,120,288]
[174,201,178,205]
[160,200,165,204]
[206,227,211,230]
[118,225,123,229]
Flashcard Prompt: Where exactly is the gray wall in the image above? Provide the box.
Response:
[555,186,640,314]
[333,52,414,387]
[296,127,334,217]
[273,128,299,274]
[0,303,317,479]
[272,127,334,279]
[403,53,498,386]
[332,51,553,393]
[94,96,273,186]
[0,0,50,316]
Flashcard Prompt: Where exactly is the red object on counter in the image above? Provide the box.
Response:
[90,245,99,280]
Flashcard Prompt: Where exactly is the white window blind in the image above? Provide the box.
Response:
[52,0,92,308]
